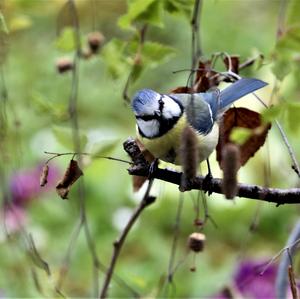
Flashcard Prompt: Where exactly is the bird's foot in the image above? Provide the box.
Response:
[148,158,159,179]
[202,172,213,195]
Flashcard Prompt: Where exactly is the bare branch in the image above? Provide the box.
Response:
[124,138,300,205]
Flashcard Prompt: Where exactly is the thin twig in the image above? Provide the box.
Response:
[44,151,132,165]
[276,220,300,298]
[100,179,155,298]
[288,264,298,299]
[191,0,202,67]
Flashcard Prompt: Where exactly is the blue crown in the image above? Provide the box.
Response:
[132,89,159,113]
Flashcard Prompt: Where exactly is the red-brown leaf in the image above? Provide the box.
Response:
[170,86,193,94]
[194,60,221,92]
[56,159,83,199]
[216,107,271,168]
[132,139,155,192]
[223,55,240,74]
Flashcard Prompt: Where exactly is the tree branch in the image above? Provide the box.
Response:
[124,138,300,205]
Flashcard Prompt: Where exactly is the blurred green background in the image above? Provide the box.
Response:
[1,0,300,297]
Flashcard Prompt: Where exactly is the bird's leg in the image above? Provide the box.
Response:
[148,158,159,179]
[203,159,213,195]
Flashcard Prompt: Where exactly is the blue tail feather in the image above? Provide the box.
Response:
[220,78,267,109]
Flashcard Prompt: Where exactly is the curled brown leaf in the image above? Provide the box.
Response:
[217,107,271,168]
[56,159,83,199]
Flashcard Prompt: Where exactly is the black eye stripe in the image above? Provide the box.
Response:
[158,96,164,112]
[136,95,164,121]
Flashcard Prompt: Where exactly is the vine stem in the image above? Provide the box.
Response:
[99,179,155,299]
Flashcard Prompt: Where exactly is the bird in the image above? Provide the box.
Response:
[131,78,267,167]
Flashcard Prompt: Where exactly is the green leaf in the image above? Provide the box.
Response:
[101,38,129,79]
[52,125,88,150]
[90,139,119,159]
[276,26,300,53]
[271,56,292,81]
[135,0,163,27]
[141,41,176,68]
[164,0,194,18]
[230,127,252,145]
[130,63,144,83]
[118,0,163,29]
[55,27,77,52]
[261,104,283,123]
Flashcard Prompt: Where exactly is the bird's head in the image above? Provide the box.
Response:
[132,89,183,138]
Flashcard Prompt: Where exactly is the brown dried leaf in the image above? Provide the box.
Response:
[216,107,271,168]
[194,60,221,92]
[223,55,240,74]
[132,176,147,192]
[132,139,155,192]
[40,164,49,187]
[56,159,83,199]
[170,86,193,94]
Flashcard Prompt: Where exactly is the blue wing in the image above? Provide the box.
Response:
[170,93,215,135]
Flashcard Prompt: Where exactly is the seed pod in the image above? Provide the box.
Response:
[56,57,73,73]
[180,126,199,190]
[221,143,240,199]
[40,164,49,187]
[188,232,206,253]
[87,31,105,53]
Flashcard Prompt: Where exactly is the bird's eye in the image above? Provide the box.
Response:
[158,97,164,112]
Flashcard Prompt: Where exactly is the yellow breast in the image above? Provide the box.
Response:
[136,114,219,165]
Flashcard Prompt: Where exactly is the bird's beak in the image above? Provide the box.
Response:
[154,110,161,117]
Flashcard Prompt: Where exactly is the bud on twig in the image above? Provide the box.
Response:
[221,143,240,199]
[188,232,206,253]
[40,164,49,187]
[87,31,105,53]
[56,57,73,73]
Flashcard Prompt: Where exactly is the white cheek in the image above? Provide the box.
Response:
[162,96,181,119]
[137,119,160,138]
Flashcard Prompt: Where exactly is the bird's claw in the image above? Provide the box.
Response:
[148,158,159,179]
[203,172,213,195]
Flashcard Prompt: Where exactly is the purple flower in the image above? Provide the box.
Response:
[234,260,276,299]
[213,259,278,299]
[9,163,59,206]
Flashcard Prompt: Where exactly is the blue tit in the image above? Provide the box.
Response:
[131,78,267,165]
